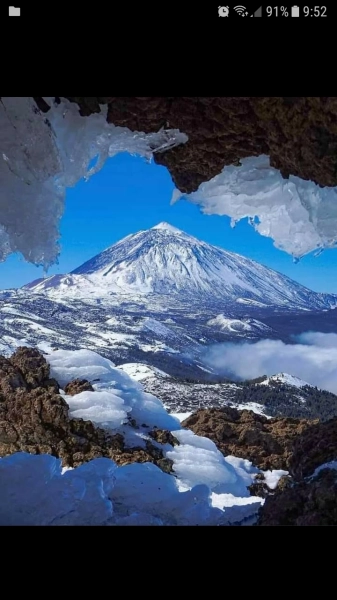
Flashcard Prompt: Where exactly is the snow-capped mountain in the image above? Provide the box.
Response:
[1,222,337,382]
[25,222,337,311]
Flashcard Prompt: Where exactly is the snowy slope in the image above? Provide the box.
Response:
[25,223,337,311]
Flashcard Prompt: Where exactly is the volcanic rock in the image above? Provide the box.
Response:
[182,407,337,480]
[32,96,337,192]
[182,407,312,473]
[257,469,337,526]
[0,347,175,472]
[64,378,94,395]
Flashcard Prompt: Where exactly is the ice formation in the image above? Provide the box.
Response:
[0,97,187,266]
[2,98,337,265]
[178,155,337,258]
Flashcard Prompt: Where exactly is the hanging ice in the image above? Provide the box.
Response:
[0,97,187,267]
[183,155,337,258]
[2,97,337,263]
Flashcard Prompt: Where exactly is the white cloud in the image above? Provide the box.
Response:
[203,332,337,394]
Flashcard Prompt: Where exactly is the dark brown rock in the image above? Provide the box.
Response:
[182,407,311,472]
[40,96,337,192]
[183,407,337,481]
[183,406,337,524]
[289,418,337,479]
[257,469,337,526]
[149,428,180,446]
[0,347,174,473]
[64,378,94,396]
[9,347,60,392]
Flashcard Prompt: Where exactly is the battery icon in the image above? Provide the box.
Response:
[291,5,300,16]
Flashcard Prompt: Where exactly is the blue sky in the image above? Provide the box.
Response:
[1,152,337,293]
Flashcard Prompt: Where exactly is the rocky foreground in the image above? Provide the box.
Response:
[0,347,175,473]
[1,347,337,526]
[183,409,337,525]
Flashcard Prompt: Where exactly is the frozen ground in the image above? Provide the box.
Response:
[0,348,291,526]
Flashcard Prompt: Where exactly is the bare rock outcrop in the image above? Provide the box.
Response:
[0,347,174,472]
[182,407,314,474]
[183,407,337,525]
[33,96,337,192]
[64,378,94,396]
[257,469,337,526]
[183,407,337,480]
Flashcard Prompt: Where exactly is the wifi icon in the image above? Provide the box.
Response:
[234,5,248,15]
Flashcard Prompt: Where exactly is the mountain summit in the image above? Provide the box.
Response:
[151,222,185,234]
[25,223,337,311]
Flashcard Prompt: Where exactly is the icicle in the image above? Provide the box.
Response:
[170,188,183,205]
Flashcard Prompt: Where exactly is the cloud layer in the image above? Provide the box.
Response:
[203,332,337,394]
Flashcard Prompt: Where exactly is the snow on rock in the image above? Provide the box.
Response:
[310,460,337,479]
[166,429,254,497]
[48,348,118,388]
[259,373,311,389]
[142,317,176,338]
[117,362,169,382]
[262,469,289,490]
[234,402,270,418]
[0,453,116,526]
[0,97,187,267]
[207,314,272,334]
[49,349,180,432]
[182,154,337,258]
[0,347,269,525]
[152,222,184,234]
[64,389,132,430]
[170,412,193,422]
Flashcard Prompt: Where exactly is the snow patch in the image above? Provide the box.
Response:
[207,314,272,334]
[170,412,193,422]
[151,222,184,234]
[262,469,289,490]
[235,402,270,417]
[310,460,337,479]
[117,363,169,382]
